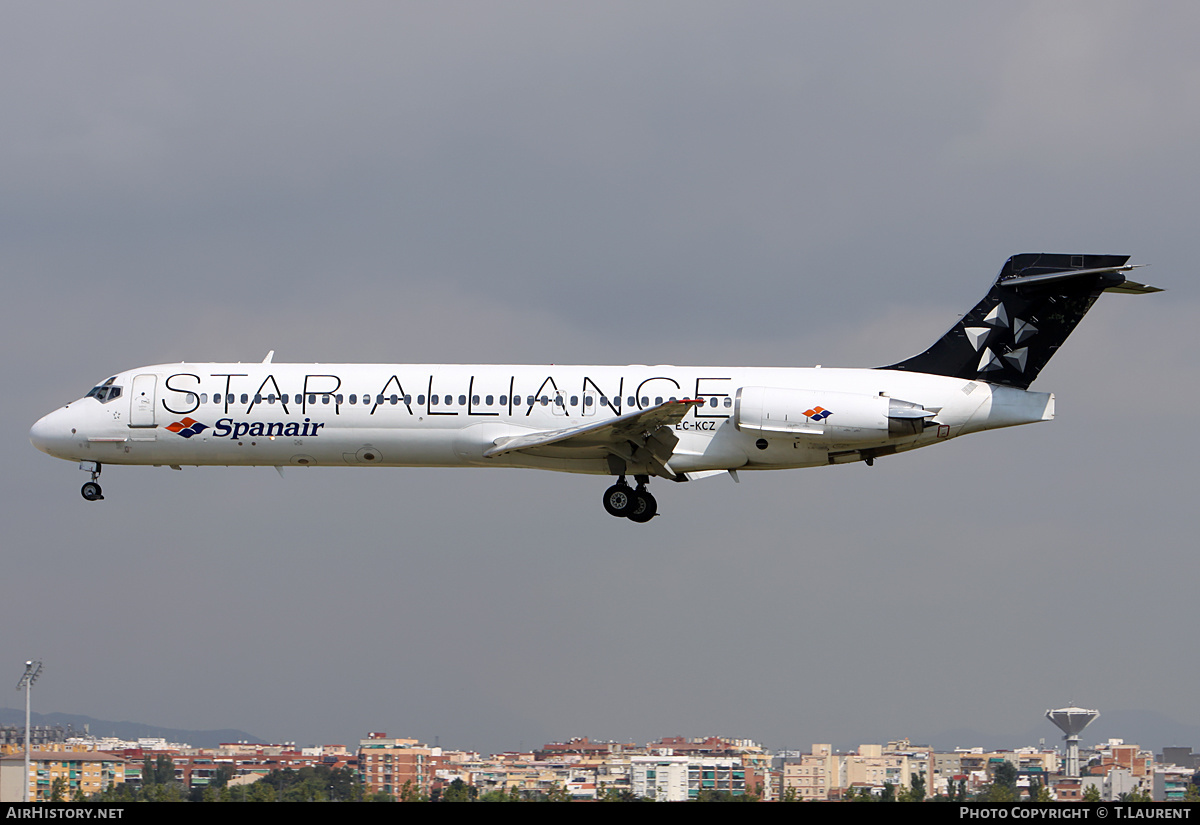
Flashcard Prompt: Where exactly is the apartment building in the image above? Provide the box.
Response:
[357,733,443,799]
[0,750,126,802]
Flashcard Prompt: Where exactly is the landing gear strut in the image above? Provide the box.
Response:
[602,475,657,523]
[80,463,104,502]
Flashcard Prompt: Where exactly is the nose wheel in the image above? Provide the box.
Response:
[80,463,104,501]
[602,476,657,523]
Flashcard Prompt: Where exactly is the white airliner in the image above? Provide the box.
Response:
[31,254,1158,522]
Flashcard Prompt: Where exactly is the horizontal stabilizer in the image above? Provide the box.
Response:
[1103,278,1162,295]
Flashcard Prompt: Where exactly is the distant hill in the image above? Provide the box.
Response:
[0,708,263,750]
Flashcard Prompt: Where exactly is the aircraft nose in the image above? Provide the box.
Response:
[30,407,74,458]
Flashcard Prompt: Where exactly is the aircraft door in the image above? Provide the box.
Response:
[130,374,157,427]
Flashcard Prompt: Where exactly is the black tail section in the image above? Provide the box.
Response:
[880,253,1158,389]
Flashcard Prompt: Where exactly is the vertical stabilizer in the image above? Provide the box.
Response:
[880,253,1157,389]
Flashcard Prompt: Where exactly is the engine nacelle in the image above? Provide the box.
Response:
[734,386,932,442]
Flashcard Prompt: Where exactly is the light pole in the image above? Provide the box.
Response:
[16,661,43,803]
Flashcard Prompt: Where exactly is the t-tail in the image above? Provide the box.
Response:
[880,253,1160,389]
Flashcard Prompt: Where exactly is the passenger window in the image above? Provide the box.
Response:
[349,395,357,405]
[458,395,466,405]
[322,395,330,404]
[254,394,262,404]
[709,397,718,407]
[641,397,649,406]
[390,395,398,404]
[403,395,412,404]
[628,396,636,407]
[241,394,248,404]
[431,395,439,406]
[485,395,494,405]
[201,393,208,404]
[472,395,480,405]
[417,395,425,405]
[335,394,343,404]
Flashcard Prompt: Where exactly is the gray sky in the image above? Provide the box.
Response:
[3,2,1198,755]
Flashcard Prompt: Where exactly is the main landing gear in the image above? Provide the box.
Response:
[602,475,657,523]
[80,462,104,502]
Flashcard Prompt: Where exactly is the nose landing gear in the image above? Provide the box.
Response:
[80,462,104,502]
[602,475,657,523]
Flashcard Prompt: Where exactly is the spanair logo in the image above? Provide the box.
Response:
[166,418,208,438]
[804,406,833,421]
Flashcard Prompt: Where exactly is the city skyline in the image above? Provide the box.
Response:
[3,727,1193,802]
[4,704,1198,761]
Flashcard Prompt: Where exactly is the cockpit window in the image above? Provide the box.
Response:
[86,377,123,404]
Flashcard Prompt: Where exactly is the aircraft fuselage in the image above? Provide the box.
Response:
[30,362,1050,477]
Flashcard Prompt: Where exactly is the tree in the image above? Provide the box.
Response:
[898,774,926,802]
[1083,784,1102,803]
[246,781,276,803]
[1118,787,1151,803]
[153,754,176,785]
[694,789,758,802]
[978,762,1018,803]
[400,779,430,802]
[251,765,361,802]
[441,778,474,802]
[1026,776,1053,803]
[599,788,644,802]
[543,782,572,802]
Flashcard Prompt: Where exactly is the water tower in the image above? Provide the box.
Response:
[1046,706,1099,777]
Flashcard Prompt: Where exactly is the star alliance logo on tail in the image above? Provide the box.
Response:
[166,418,208,438]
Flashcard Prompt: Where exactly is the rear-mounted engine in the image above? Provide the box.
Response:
[734,386,934,442]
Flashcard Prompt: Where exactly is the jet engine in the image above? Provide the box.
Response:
[734,386,934,442]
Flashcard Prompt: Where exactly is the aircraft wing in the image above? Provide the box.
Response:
[484,398,704,478]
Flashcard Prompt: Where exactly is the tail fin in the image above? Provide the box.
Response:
[880,253,1160,389]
